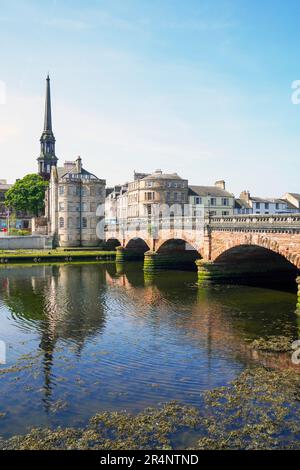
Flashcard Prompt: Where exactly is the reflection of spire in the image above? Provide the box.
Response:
[39,334,55,414]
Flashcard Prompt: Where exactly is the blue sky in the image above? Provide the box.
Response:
[0,0,299,195]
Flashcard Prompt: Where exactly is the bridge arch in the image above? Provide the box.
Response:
[105,237,121,250]
[125,237,151,254]
[157,238,199,255]
[211,233,300,270]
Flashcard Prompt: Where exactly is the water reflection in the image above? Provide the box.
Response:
[0,263,298,437]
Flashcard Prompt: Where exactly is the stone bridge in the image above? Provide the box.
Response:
[105,214,300,309]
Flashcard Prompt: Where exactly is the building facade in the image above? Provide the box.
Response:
[127,170,189,219]
[48,157,106,247]
[188,181,235,217]
[235,190,297,215]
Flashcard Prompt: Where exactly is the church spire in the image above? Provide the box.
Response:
[37,75,58,180]
[44,74,52,132]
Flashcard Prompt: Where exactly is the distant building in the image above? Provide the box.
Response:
[282,193,300,213]
[0,179,31,231]
[235,190,296,215]
[105,184,128,225]
[48,157,106,247]
[188,180,234,217]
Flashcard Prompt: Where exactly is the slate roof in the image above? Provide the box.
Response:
[189,185,233,198]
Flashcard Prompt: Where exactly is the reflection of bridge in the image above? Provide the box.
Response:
[105,214,300,309]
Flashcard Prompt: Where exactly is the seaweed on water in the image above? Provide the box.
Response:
[2,367,300,450]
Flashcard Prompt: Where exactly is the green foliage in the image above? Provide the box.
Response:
[5,174,48,217]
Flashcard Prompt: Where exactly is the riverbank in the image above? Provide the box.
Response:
[0,249,116,264]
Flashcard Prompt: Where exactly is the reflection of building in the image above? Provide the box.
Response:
[188,180,234,217]
[0,264,107,410]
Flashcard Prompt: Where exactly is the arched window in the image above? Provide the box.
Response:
[59,217,64,228]
[82,217,87,229]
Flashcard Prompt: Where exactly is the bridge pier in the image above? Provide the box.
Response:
[195,260,230,286]
[144,249,199,273]
[116,246,144,263]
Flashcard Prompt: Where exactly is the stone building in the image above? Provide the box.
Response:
[127,169,188,219]
[48,157,106,247]
[188,180,235,217]
[36,76,106,246]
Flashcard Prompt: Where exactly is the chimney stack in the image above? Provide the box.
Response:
[240,190,250,202]
[76,156,82,173]
[215,180,225,190]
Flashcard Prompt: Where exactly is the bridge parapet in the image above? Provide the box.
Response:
[210,214,300,233]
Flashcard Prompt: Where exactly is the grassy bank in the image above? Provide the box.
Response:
[0,249,116,264]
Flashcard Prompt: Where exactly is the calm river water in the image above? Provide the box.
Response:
[0,262,298,438]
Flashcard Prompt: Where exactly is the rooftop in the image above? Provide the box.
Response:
[189,185,233,198]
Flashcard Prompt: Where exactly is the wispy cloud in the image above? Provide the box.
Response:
[45,18,91,31]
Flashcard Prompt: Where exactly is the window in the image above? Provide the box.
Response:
[59,186,64,195]
[166,191,170,201]
[82,187,87,196]
[59,202,64,211]
[210,211,217,216]
[222,211,229,216]
[276,203,280,210]
[265,203,269,210]
[59,217,64,228]
[68,217,73,228]
[82,217,87,229]
[90,202,97,213]
[195,197,202,204]
[174,192,178,201]
[256,202,260,209]
[210,198,216,206]
[145,192,154,201]
[81,202,88,212]
[222,198,229,206]
[146,181,153,188]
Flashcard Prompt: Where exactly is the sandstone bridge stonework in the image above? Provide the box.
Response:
[105,214,300,310]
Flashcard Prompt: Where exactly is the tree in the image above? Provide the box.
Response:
[5,174,48,217]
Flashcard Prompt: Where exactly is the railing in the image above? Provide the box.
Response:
[105,214,300,235]
[209,214,300,232]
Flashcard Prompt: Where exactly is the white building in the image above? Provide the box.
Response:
[188,181,235,217]
[235,190,297,215]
